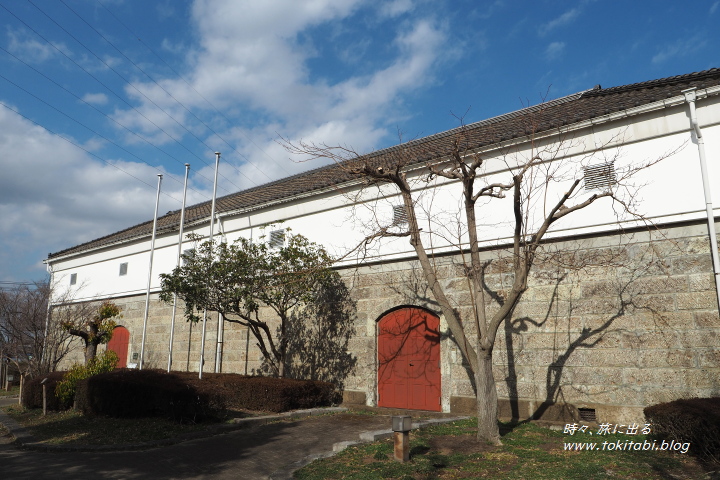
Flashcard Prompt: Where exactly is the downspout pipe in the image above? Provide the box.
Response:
[682,88,720,312]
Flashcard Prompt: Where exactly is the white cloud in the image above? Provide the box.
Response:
[711,1,719,14]
[538,8,580,36]
[379,0,414,18]
[652,35,706,64]
[1,0,452,280]
[0,105,209,280]
[113,0,449,176]
[6,28,67,63]
[156,1,176,20]
[544,41,566,60]
[81,93,109,105]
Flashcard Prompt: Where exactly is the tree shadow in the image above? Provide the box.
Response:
[256,274,358,396]
[495,241,673,427]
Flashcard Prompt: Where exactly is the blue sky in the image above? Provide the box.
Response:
[0,0,718,282]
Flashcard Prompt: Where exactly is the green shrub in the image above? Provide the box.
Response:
[21,371,69,411]
[644,397,720,464]
[55,351,119,405]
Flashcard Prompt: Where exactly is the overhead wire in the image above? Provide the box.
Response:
[68,0,276,185]
[0,44,211,200]
[0,100,183,204]
[28,0,248,192]
[0,2,233,195]
[0,71,202,195]
[26,0,240,191]
[95,0,290,182]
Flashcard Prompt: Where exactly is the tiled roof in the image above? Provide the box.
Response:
[47,68,720,260]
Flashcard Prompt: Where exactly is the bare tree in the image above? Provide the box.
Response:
[283,109,678,443]
[0,279,74,378]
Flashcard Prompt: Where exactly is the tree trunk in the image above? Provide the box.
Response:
[84,342,98,364]
[476,349,501,444]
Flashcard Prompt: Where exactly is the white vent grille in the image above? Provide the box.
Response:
[182,248,195,265]
[119,262,128,276]
[269,230,285,249]
[584,162,616,191]
[392,205,408,226]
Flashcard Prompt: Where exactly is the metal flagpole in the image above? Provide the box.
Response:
[215,311,224,372]
[168,164,190,372]
[140,174,163,370]
[199,152,220,379]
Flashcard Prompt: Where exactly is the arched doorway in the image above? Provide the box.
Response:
[377,307,441,411]
[106,326,130,368]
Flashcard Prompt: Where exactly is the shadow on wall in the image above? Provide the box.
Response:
[256,274,358,391]
[498,240,684,423]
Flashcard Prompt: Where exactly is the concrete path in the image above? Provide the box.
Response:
[0,412,392,479]
[0,408,473,480]
[0,397,469,480]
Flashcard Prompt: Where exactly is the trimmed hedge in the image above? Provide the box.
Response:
[21,372,71,411]
[644,397,720,463]
[174,373,337,413]
[75,370,336,422]
[76,369,211,423]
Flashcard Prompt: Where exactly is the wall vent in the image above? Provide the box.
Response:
[583,162,616,191]
[119,262,128,276]
[578,407,597,422]
[182,248,195,265]
[392,205,408,226]
[269,229,285,249]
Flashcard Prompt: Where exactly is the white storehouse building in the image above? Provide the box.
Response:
[45,69,720,423]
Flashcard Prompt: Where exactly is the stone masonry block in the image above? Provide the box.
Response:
[628,276,689,296]
[621,332,681,350]
[676,291,718,310]
[697,350,720,367]
[581,280,619,298]
[688,273,715,292]
[672,255,713,275]
[679,330,720,349]
[627,294,676,313]
[635,350,696,368]
[694,310,720,327]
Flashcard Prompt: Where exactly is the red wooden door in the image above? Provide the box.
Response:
[106,326,129,368]
[378,308,440,411]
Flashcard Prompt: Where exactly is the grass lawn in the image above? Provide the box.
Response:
[0,386,20,397]
[0,404,246,446]
[294,419,713,480]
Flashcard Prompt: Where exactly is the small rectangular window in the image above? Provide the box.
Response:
[269,229,285,249]
[392,205,408,226]
[584,162,616,191]
[119,262,128,276]
[182,248,195,265]
[70,273,77,285]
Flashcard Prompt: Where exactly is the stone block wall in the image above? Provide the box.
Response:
[54,221,719,425]
[339,221,720,424]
